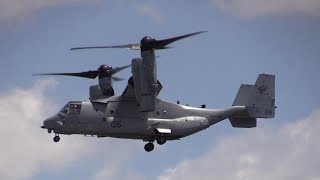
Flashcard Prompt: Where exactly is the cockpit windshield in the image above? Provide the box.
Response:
[60,101,82,114]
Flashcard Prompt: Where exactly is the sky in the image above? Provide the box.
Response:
[0,0,320,180]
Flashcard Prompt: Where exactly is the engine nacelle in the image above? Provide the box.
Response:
[98,77,114,97]
[132,57,162,112]
[89,85,103,101]
[89,77,114,101]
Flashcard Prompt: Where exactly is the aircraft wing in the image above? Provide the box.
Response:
[121,77,137,100]
[121,76,163,101]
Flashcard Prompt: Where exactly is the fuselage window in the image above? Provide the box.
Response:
[69,103,82,114]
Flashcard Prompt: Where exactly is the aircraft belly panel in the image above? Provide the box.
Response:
[147,116,210,137]
[91,116,210,139]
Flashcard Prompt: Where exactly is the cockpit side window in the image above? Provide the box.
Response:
[60,102,82,115]
[60,104,69,113]
[69,103,82,114]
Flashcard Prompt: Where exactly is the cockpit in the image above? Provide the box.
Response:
[60,101,82,115]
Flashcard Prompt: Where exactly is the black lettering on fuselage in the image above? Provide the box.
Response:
[111,121,121,128]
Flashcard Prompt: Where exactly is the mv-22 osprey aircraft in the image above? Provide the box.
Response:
[39,31,276,152]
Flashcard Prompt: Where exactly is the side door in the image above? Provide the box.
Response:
[104,101,141,132]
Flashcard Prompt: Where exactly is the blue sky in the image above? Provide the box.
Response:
[1,1,320,180]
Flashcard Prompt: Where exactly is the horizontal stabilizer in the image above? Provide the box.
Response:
[230,74,276,128]
[229,117,256,128]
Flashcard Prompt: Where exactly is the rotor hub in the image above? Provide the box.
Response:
[98,64,110,71]
[98,64,112,78]
[140,36,155,51]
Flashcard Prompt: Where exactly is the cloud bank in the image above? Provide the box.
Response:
[158,110,320,180]
[0,79,94,180]
[0,0,164,25]
[211,0,320,17]
[92,141,142,180]
[0,0,91,23]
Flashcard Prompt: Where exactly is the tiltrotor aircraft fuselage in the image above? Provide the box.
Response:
[40,32,276,152]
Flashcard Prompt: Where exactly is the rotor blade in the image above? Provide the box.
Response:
[33,71,100,79]
[153,31,207,49]
[109,64,131,75]
[111,76,125,81]
[70,44,140,51]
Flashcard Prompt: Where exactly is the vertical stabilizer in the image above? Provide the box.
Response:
[233,74,275,118]
[230,74,275,128]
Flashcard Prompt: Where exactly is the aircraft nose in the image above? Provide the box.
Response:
[43,115,63,129]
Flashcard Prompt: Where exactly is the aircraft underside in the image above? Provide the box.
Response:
[46,116,206,152]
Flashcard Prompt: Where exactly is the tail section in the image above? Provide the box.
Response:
[230,74,276,128]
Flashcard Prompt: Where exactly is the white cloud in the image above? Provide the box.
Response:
[92,140,143,180]
[211,0,320,17]
[158,110,320,180]
[138,3,164,24]
[0,0,97,23]
[0,79,143,180]
[0,0,163,26]
[0,79,94,180]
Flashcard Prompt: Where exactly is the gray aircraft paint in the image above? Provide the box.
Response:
[43,73,275,139]
[44,97,246,140]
